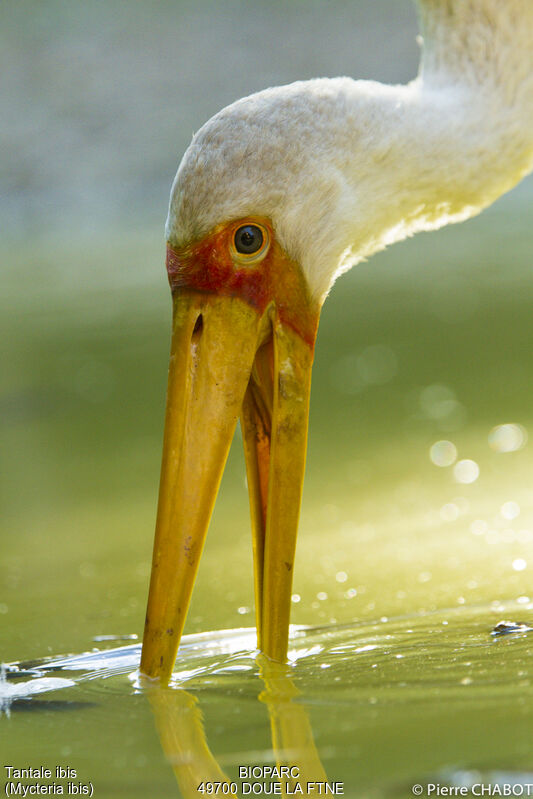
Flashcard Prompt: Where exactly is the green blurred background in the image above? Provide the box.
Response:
[1,5,533,793]
[2,0,532,661]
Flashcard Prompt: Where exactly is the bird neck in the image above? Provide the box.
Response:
[417,0,533,101]
[398,0,533,232]
[309,2,533,298]
[306,66,532,300]
[377,74,532,233]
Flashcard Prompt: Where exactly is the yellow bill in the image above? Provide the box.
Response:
[140,220,319,682]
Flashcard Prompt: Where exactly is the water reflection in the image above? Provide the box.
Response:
[258,656,328,791]
[148,688,238,798]
[147,655,328,798]
[3,604,533,796]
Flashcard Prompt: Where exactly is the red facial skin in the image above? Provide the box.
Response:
[166,219,320,349]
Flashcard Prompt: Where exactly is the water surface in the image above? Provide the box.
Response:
[2,2,533,796]
[3,604,533,797]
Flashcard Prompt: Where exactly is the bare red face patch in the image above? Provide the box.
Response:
[166,219,319,348]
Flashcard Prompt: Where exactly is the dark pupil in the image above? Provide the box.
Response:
[235,225,263,254]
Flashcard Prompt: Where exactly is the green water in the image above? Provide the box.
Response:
[2,1,533,795]
[3,608,533,797]
[2,182,533,796]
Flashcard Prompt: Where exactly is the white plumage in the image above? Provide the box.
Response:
[141,0,533,680]
[166,0,532,303]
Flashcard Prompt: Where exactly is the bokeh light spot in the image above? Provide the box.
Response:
[488,423,528,453]
[500,501,520,520]
[453,459,479,484]
[430,440,457,467]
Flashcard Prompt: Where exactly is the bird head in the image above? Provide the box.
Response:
[140,86,340,681]
[168,80,363,301]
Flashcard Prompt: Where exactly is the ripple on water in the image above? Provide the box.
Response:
[2,600,532,713]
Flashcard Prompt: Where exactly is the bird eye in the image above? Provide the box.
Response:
[234,225,263,254]
[231,223,269,262]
